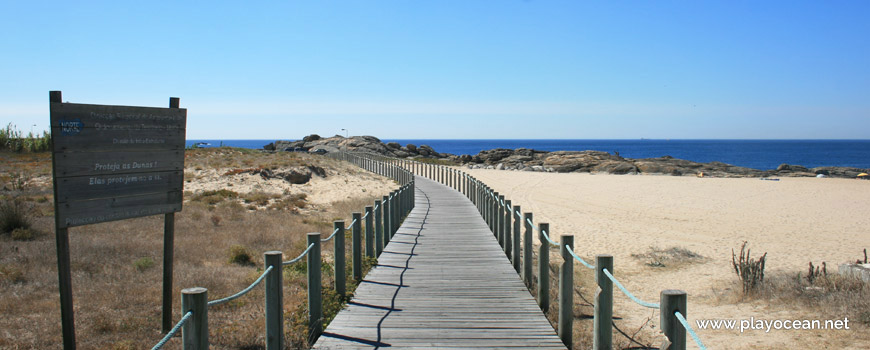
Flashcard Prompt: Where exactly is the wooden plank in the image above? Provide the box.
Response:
[313,176,565,349]
[53,150,184,178]
[51,127,185,152]
[50,101,186,130]
[57,191,182,228]
[56,170,183,202]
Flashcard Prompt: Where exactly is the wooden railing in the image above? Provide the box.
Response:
[390,157,706,350]
[152,152,414,350]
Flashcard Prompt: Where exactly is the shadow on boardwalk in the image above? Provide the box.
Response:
[314,176,565,349]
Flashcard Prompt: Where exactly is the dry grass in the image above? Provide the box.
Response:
[631,246,705,269]
[0,148,397,349]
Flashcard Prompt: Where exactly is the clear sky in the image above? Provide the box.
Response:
[2,1,868,139]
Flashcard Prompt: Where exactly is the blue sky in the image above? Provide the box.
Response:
[2,1,868,139]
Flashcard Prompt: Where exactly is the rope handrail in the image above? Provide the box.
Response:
[344,218,358,230]
[284,243,316,265]
[321,227,341,243]
[361,212,369,220]
[565,245,596,269]
[525,217,559,246]
[515,209,522,219]
[208,265,274,307]
[603,269,660,309]
[675,311,708,350]
[151,311,192,350]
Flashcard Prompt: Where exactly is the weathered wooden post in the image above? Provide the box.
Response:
[265,251,283,350]
[504,199,512,258]
[307,233,323,341]
[375,200,383,256]
[365,206,374,258]
[333,221,346,297]
[538,223,550,312]
[391,190,399,236]
[383,195,391,245]
[594,255,613,350]
[559,236,574,349]
[181,287,208,350]
[498,195,505,247]
[512,205,521,272]
[352,212,363,281]
[524,212,533,286]
[661,290,687,350]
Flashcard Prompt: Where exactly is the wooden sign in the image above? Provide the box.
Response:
[49,91,187,349]
[50,100,186,228]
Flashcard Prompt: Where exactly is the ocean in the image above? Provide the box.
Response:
[186,139,870,171]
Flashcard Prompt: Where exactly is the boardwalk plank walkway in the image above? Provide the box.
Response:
[313,176,566,349]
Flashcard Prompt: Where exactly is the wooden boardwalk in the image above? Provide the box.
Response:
[313,176,566,349]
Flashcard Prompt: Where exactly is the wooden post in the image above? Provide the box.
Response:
[594,255,613,350]
[333,221,346,298]
[181,287,208,350]
[365,206,374,258]
[513,205,521,273]
[307,233,323,341]
[352,212,363,281]
[523,212,533,286]
[265,251,283,350]
[50,91,76,350]
[661,290,687,350]
[374,200,383,258]
[497,195,505,247]
[392,190,399,235]
[383,195,391,245]
[538,222,550,312]
[163,96,181,333]
[504,199,512,258]
[559,236,574,349]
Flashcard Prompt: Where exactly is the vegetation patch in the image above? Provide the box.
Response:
[1,199,32,234]
[132,257,155,272]
[631,246,705,268]
[192,189,240,205]
[732,241,767,294]
[228,245,255,266]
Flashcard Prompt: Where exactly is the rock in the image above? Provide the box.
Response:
[247,166,326,185]
[386,142,401,149]
[532,166,544,172]
[476,148,514,164]
[406,144,417,153]
[496,163,505,170]
[302,134,321,142]
[419,145,439,157]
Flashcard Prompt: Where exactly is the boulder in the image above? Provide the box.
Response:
[302,134,321,142]
[406,144,417,153]
[386,142,401,149]
[496,163,505,170]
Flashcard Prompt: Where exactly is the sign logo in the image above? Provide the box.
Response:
[59,119,83,136]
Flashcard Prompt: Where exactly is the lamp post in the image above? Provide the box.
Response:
[341,128,348,153]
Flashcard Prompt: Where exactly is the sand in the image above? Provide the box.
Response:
[463,168,870,349]
[183,162,397,209]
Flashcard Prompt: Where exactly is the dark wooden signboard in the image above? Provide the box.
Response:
[50,101,186,228]
[49,91,186,349]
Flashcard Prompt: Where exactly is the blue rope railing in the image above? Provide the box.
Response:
[675,311,708,350]
[603,269,660,309]
[208,265,274,307]
[284,243,316,265]
[151,311,192,350]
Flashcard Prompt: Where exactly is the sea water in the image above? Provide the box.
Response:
[186,139,870,171]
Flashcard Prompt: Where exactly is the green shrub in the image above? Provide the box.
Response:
[1,200,31,234]
[228,245,255,266]
[133,257,155,272]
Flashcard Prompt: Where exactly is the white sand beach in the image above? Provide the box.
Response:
[463,169,870,349]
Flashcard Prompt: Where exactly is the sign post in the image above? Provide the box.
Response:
[49,91,186,349]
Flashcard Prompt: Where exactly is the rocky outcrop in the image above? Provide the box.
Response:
[228,166,327,184]
[264,135,451,159]
[460,148,867,178]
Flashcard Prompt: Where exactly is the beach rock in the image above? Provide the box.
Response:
[302,134,321,142]
[531,165,544,172]
[419,145,438,157]
[386,142,401,149]
[246,166,326,184]
[406,144,417,153]
[496,163,505,170]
